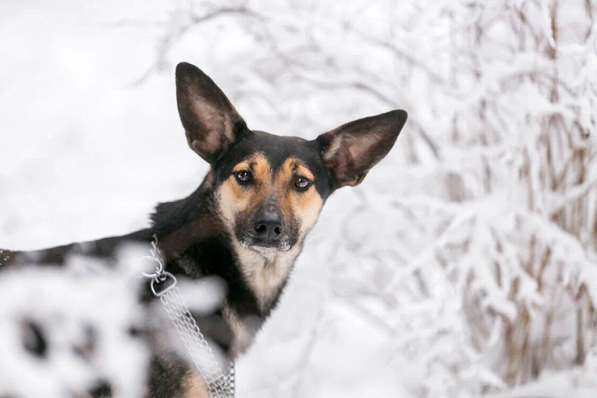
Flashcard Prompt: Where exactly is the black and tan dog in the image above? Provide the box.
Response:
[0,62,407,397]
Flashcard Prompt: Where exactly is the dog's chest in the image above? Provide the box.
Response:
[232,243,298,310]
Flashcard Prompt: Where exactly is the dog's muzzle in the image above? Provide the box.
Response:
[236,201,295,252]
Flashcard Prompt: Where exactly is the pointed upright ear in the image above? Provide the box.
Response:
[176,62,247,163]
[316,110,407,188]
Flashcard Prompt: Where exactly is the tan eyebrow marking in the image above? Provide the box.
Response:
[275,157,323,234]
[217,153,272,227]
[231,153,271,180]
[294,163,315,181]
[232,161,251,173]
[275,158,314,188]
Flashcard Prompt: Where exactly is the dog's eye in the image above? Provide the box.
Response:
[234,170,253,185]
[294,176,312,192]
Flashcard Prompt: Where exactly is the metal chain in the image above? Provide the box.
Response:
[145,239,235,398]
[159,288,235,397]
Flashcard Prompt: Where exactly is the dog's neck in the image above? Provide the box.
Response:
[151,179,300,313]
[229,239,300,310]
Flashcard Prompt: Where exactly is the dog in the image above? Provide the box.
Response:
[0,62,407,397]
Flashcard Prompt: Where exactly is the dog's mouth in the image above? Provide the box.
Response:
[249,244,291,257]
[238,235,293,254]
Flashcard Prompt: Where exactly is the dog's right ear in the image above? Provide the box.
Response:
[176,62,247,163]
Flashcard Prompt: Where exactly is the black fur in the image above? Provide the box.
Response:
[214,129,334,198]
[0,61,408,397]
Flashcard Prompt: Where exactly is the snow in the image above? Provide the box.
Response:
[0,249,150,397]
[1,0,596,397]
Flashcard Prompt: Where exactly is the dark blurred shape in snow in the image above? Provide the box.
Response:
[0,0,596,397]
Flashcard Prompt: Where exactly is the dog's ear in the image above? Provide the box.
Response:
[176,62,247,163]
[316,110,407,188]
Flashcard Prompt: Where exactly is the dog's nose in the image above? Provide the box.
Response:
[253,203,283,244]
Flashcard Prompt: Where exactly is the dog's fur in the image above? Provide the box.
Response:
[0,62,407,397]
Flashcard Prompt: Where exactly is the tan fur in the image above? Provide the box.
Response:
[223,304,254,355]
[204,170,215,188]
[230,239,301,310]
[218,155,322,233]
[171,158,323,397]
[215,155,324,350]
[232,155,271,180]
[182,372,209,398]
[218,153,271,227]
[276,158,323,235]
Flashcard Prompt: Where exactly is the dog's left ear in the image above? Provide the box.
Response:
[316,110,407,188]
[176,62,247,163]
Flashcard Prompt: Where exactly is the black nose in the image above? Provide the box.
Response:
[253,203,283,244]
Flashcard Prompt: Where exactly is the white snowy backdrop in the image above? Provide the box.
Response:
[1,0,596,397]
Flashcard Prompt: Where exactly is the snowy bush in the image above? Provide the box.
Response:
[0,250,150,397]
[0,0,595,397]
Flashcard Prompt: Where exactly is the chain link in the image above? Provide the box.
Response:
[147,239,235,397]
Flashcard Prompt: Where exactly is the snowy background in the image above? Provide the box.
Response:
[1,0,597,397]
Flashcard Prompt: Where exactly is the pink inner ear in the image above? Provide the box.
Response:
[346,132,382,167]
[318,110,405,187]
[188,99,235,157]
[326,132,382,180]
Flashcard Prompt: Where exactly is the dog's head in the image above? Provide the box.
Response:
[176,62,407,255]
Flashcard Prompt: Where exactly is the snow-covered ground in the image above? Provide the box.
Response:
[1,1,596,397]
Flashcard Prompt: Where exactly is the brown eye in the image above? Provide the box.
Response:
[234,170,253,185]
[294,176,312,192]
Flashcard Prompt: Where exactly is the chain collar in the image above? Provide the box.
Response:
[144,237,236,397]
